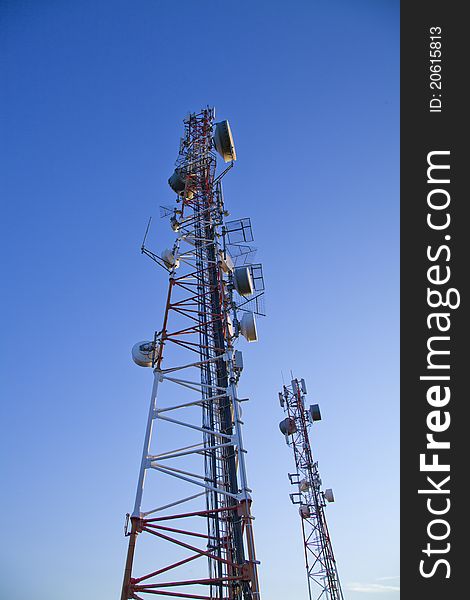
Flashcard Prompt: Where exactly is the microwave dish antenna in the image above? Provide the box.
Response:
[132,341,157,367]
[234,266,254,296]
[214,120,237,162]
[239,311,258,342]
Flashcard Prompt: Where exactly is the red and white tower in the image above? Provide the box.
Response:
[278,377,344,600]
[120,108,265,600]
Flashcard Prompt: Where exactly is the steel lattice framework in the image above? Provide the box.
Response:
[279,378,344,600]
[120,108,262,600]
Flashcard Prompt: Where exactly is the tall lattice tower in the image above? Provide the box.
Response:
[278,377,344,600]
[120,108,265,600]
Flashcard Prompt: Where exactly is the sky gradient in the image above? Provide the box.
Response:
[1,1,399,598]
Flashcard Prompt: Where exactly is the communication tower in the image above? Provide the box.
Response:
[120,108,265,600]
[278,377,344,600]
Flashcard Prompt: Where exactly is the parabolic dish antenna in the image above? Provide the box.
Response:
[239,311,258,342]
[226,313,234,338]
[168,169,185,194]
[213,120,237,162]
[234,266,254,296]
[324,489,335,503]
[161,248,179,269]
[279,416,297,436]
[168,169,194,199]
[132,341,157,367]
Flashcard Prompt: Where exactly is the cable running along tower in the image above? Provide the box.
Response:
[278,377,344,600]
[120,108,265,600]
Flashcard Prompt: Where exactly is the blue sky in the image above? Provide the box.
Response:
[1,1,399,598]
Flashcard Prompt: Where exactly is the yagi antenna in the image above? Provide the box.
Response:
[160,205,174,218]
[141,216,152,252]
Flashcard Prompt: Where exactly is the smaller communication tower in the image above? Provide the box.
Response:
[278,377,344,600]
